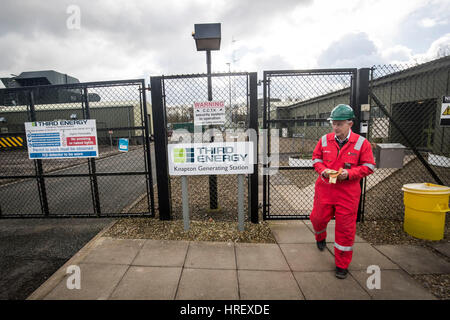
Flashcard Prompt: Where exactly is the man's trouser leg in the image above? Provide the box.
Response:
[310,199,335,242]
[334,203,358,269]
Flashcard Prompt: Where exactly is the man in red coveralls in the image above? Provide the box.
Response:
[310,104,375,279]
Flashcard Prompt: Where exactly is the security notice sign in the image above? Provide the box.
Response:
[194,101,226,126]
[25,119,99,159]
[168,142,254,175]
[440,96,450,126]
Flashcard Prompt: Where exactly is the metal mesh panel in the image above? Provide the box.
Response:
[0,80,155,217]
[162,73,251,221]
[365,57,450,220]
[264,70,355,219]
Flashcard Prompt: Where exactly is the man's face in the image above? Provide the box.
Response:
[332,120,353,139]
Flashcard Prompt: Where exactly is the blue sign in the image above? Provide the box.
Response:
[119,138,129,152]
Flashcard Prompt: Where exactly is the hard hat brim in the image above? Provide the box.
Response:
[328,117,353,121]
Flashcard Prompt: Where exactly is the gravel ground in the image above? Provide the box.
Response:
[104,217,276,243]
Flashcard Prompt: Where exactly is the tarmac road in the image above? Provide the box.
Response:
[0,144,156,216]
[0,218,114,299]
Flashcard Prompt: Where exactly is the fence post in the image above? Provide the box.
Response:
[356,68,370,223]
[249,72,259,223]
[84,87,101,216]
[150,76,172,220]
[141,80,156,217]
[29,90,50,216]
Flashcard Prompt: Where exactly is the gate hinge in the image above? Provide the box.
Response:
[140,85,151,91]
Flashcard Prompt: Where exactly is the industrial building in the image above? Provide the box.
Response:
[265,56,450,156]
[0,70,153,146]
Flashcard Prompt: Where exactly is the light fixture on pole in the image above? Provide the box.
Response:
[192,23,221,210]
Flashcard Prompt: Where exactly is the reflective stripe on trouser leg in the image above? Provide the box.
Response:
[310,201,334,242]
[334,203,357,269]
[334,242,353,251]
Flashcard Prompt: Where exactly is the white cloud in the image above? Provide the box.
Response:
[0,0,449,83]
[420,18,437,28]
[411,33,450,63]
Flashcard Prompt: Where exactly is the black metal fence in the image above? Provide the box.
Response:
[364,57,450,220]
[150,72,258,222]
[262,69,359,219]
[0,79,155,217]
[262,57,450,222]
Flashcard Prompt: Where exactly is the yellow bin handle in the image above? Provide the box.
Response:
[434,204,450,213]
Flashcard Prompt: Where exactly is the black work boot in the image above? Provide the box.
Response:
[316,239,326,251]
[335,267,348,279]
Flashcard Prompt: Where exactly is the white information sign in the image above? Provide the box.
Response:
[168,142,254,176]
[25,119,99,159]
[194,101,226,126]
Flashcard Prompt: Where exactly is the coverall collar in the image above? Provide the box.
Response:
[335,129,352,144]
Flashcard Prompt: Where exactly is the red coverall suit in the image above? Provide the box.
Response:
[310,130,375,269]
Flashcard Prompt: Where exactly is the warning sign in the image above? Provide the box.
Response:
[25,119,99,159]
[194,101,226,126]
[440,96,450,127]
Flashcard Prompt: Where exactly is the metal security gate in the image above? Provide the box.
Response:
[0,79,155,217]
[364,58,450,221]
[150,72,259,222]
[262,69,361,220]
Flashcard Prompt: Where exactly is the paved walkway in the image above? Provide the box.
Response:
[28,220,450,300]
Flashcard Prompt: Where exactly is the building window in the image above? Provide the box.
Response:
[307,114,316,127]
[296,116,304,127]
[319,112,331,127]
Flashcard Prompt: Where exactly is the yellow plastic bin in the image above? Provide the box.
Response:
[402,183,450,241]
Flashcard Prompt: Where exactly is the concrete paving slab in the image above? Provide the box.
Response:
[185,241,235,269]
[293,271,371,300]
[238,270,304,300]
[109,266,182,300]
[82,238,145,265]
[269,223,316,244]
[351,269,436,300]
[176,268,239,300]
[235,243,290,271]
[44,263,128,300]
[430,242,450,258]
[280,244,335,272]
[374,245,450,275]
[132,240,189,267]
[326,243,400,271]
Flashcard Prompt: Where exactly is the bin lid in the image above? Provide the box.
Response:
[377,143,406,149]
[402,183,450,195]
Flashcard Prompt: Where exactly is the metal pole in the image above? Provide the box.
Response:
[248,72,259,223]
[206,50,218,210]
[182,175,190,231]
[141,80,156,217]
[238,174,244,232]
[150,76,172,220]
[29,90,50,216]
[84,87,101,216]
[355,68,369,223]
[207,50,212,101]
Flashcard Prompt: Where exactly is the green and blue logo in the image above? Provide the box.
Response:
[173,147,194,163]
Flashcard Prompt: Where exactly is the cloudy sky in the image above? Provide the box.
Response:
[0,0,449,85]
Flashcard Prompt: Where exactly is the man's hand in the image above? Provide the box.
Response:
[321,169,330,178]
[337,169,349,180]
